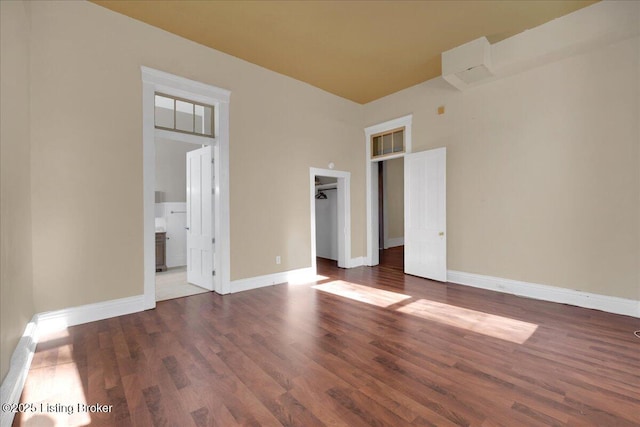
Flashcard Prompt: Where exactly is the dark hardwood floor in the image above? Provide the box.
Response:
[14,248,640,426]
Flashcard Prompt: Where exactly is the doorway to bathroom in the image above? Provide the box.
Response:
[141,66,231,310]
[154,134,211,301]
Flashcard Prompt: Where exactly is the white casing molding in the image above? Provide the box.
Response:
[231,267,317,293]
[448,270,640,318]
[0,295,145,427]
[348,257,366,268]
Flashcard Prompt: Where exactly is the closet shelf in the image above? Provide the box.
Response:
[315,183,337,190]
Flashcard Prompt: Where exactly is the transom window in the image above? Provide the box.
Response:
[154,93,214,137]
[371,127,404,159]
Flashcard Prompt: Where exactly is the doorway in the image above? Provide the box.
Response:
[378,157,405,270]
[365,116,447,282]
[365,114,412,267]
[309,168,351,273]
[314,176,338,265]
[154,136,210,301]
[142,66,231,310]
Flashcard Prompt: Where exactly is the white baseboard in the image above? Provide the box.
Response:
[231,267,317,293]
[0,320,37,427]
[230,258,369,293]
[166,257,186,269]
[448,270,640,318]
[0,294,146,427]
[385,237,404,248]
[348,257,365,268]
[36,294,146,334]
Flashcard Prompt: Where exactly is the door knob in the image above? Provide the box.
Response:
[185,227,190,230]
[439,231,445,236]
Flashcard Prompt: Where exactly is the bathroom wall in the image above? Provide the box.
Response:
[155,202,187,268]
[155,137,198,203]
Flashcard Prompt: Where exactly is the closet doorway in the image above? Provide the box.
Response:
[309,168,351,273]
[314,176,338,263]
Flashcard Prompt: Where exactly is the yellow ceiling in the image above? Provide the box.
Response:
[91,0,597,104]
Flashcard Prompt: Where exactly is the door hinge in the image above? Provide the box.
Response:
[212,270,216,276]
[212,237,215,244]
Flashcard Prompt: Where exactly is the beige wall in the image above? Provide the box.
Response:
[365,36,640,300]
[1,0,35,381]
[28,0,364,312]
[385,158,404,241]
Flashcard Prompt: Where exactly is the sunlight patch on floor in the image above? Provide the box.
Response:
[313,280,412,308]
[397,299,538,344]
[288,272,329,285]
[314,280,538,344]
[19,329,92,427]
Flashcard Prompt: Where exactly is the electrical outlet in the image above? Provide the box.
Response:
[276,256,281,265]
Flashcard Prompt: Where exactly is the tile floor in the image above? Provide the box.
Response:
[155,266,209,301]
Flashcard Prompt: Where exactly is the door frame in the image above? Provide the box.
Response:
[364,114,412,266]
[309,168,351,271]
[141,66,231,309]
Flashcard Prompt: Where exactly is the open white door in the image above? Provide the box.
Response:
[404,147,447,282]
[186,145,214,290]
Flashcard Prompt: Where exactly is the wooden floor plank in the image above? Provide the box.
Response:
[14,247,640,426]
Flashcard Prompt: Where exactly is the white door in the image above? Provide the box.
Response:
[404,147,447,282]
[186,146,214,290]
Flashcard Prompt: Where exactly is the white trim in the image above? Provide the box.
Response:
[230,267,317,293]
[310,168,352,270]
[382,161,388,249]
[0,294,145,427]
[155,128,214,146]
[365,115,414,138]
[365,114,412,266]
[448,270,640,318]
[348,257,366,268]
[35,295,146,333]
[0,320,37,427]
[386,237,405,248]
[142,66,232,305]
[141,66,230,103]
